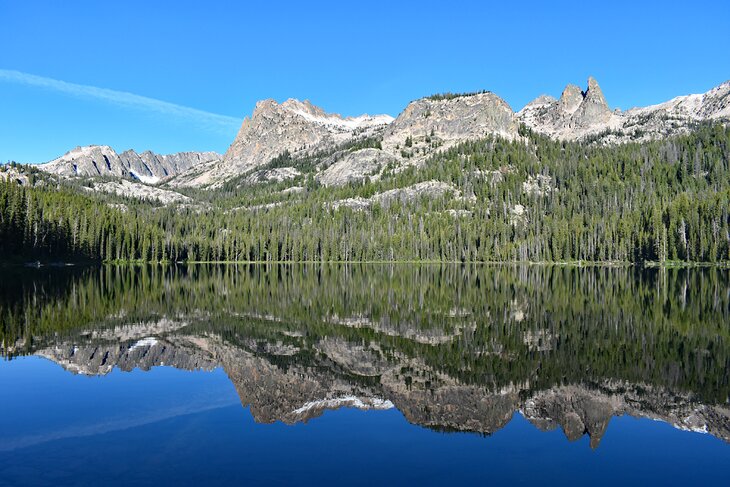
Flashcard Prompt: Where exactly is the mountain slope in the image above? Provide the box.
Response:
[168,99,393,188]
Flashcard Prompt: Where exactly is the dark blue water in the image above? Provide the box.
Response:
[1,356,727,487]
[1,265,728,485]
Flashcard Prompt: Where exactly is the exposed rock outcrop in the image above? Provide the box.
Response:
[244,166,301,184]
[316,148,396,187]
[83,179,191,204]
[558,84,583,114]
[0,165,35,186]
[517,77,620,139]
[329,180,459,211]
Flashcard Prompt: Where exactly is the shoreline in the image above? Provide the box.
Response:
[4,260,730,268]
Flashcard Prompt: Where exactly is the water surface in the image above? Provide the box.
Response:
[1,265,728,485]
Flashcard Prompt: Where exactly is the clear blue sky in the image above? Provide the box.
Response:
[2,0,729,163]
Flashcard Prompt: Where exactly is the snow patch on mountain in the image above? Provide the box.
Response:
[129,337,159,351]
[129,171,161,185]
[292,395,394,415]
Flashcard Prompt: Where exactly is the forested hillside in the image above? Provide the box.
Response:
[2,123,729,264]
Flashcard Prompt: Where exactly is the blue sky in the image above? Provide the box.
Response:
[1,0,729,163]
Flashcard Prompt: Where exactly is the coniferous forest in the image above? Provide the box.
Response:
[1,123,729,264]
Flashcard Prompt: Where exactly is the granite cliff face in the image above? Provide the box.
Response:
[570,77,613,128]
[558,84,583,113]
[382,91,518,166]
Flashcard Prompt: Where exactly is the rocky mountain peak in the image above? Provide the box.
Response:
[558,84,584,114]
[251,98,278,115]
[281,98,327,117]
[168,98,395,188]
[517,76,622,138]
[586,76,601,92]
[570,76,612,128]
[40,145,127,179]
[585,77,609,107]
[524,94,557,109]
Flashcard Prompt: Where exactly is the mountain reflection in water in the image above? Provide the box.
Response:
[1,264,729,450]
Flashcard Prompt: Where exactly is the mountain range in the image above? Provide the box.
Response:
[31,77,730,198]
[3,77,730,265]
[34,328,729,449]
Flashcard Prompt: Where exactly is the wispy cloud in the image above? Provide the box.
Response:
[0,396,239,452]
[0,69,241,135]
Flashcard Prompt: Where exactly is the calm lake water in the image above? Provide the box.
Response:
[0,264,728,486]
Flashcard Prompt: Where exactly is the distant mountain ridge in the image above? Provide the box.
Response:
[31,78,730,192]
[38,145,221,184]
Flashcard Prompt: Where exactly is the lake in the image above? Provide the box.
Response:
[0,264,728,486]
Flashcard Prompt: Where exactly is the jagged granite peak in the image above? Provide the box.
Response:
[517,77,615,137]
[221,98,341,174]
[38,145,221,185]
[519,77,730,142]
[558,84,584,114]
[40,145,124,178]
[230,96,395,157]
[570,76,612,128]
[586,77,608,105]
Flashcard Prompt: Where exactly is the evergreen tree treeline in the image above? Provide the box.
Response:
[1,124,729,263]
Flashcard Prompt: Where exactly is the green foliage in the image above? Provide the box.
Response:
[425,90,491,101]
[1,123,729,264]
